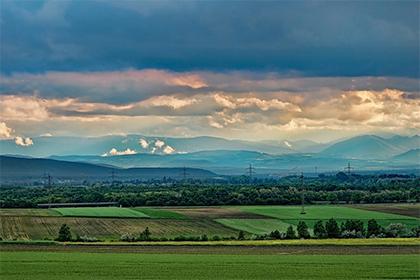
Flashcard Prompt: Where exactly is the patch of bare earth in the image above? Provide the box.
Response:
[350,204,420,218]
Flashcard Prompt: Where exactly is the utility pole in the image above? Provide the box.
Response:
[182,166,187,181]
[300,172,306,215]
[246,164,255,184]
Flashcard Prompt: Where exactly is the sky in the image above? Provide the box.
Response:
[0,0,419,144]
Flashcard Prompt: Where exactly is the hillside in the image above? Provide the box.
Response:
[0,156,216,183]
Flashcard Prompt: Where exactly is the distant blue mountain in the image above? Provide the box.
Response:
[0,156,216,183]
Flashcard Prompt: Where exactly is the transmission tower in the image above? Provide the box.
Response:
[43,172,52,187]
[179,166,189,184]
[344,162,353,176]
[246,164,255,183]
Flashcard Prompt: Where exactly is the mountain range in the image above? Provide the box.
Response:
[0,134,418,179]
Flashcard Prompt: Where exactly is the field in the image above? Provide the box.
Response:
[53,207,150,218]
[1,251,418,280]
[218,205,420,234]
[0,204,418,240]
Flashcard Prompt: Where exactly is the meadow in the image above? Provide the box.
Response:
[1,251,418,280]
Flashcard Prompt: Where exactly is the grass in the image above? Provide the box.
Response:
[216,219,292,234]
[53,207,150,218]
[132,208,185,219]
[1,251,418,280]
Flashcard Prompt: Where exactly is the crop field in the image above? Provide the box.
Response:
[132,208,185,219]
[53,207,150,218]
[213,205,420,234]
[1,251,418,280]
[0,216,238,240]
[216,219,292,234]
[350,203,420,218]
[0,204,418,240]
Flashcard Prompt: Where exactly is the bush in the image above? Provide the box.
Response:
[367,219,382,237]
[120,233,136,242]
[211,235,221,241]
[269,230,282,240]
[385,223,408,238]
[297,221,310,239]
[200,234,208,241]
[79,235,99,242]
[341,230,363,239]
[237,230,245,240]
[138,227,151,241]
[56,224,72,242]
[313,220,327,238]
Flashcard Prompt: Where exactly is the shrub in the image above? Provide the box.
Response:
[385,223,408,238]
[211,235,221,241]
[367,219,382,237]
[200,234,208,241]
[269,230,282,240]
[237,230,245,240]
[120,233,136,242]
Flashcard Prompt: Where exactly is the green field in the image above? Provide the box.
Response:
[214,205,420,234]
[1,251,418,280]
[133,208,185,219]
[53,207,150,218]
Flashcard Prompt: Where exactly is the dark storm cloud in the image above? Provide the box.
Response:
[1,0,418,77]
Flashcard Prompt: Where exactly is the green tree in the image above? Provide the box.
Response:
[325,218,341,238]
[367,219,382,237]
[297,221,310,239]
[313,220,327,238]
[139,227,151,241]
[237,230,245,240]
[57,224,72,241]
[285,225,297,239]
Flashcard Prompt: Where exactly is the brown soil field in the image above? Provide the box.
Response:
[0,216,238,240]
[166,206,267,219]
[1,243,418,255]
[350,204,420,218]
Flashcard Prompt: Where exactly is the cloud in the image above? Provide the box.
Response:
[102,148,137,156]
[163,145,175,154]
[0,122,13,139]
[14,136,33,147]
[154,139,165,148]
[1,1,418,76]
[40,133,53,137]
[139,138,149,149]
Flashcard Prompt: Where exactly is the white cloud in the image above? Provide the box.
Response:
[0,122,13,139]
[163,145,175,154]
[40,133,53,137]
[154,139,165,148]
[102,148,137,156]
[139,138,149,149]
[14,136,34,147]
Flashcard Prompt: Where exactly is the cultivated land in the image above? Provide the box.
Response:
[0,204,418,240]
[1,251,418,280]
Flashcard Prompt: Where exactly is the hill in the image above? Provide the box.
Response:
[392,149,420,163]
[0,156,216,183]
[320,135,414,159]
